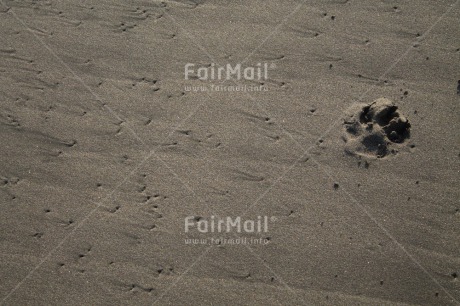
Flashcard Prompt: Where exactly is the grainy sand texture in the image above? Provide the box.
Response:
[0,0,459,305]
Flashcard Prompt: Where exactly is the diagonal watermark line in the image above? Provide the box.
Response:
[145,171,308,305]
[157,0,459,301]
[307,159,460,305]
[3,1,456,304]
[0,98,206,304]
[175,1,460,303]
[146,185,308,305]
[0,151,154,304]
[0,4,222,303]
[146,6,332,304]
[240,0,460,215]
[149,7,318,304]
[162,0,458,303]
[145,2,460,304]
[142,152,300,303]
[163,11,219,64]
[162,3,322,221]
[0,2,224,303]
[239,2,304,65]
[235,12,460,301]
[292,0,460,156]
[0,0,146,147]
[229,0,460,160]
[158,0,459,304]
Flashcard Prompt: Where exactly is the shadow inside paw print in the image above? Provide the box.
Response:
[343,98,410,158]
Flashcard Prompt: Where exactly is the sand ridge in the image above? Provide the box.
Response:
[0,0,459,305]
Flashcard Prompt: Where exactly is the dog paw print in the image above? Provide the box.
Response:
[343,98,410,158]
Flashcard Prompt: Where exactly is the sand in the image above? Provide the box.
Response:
[0,0,459,305]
